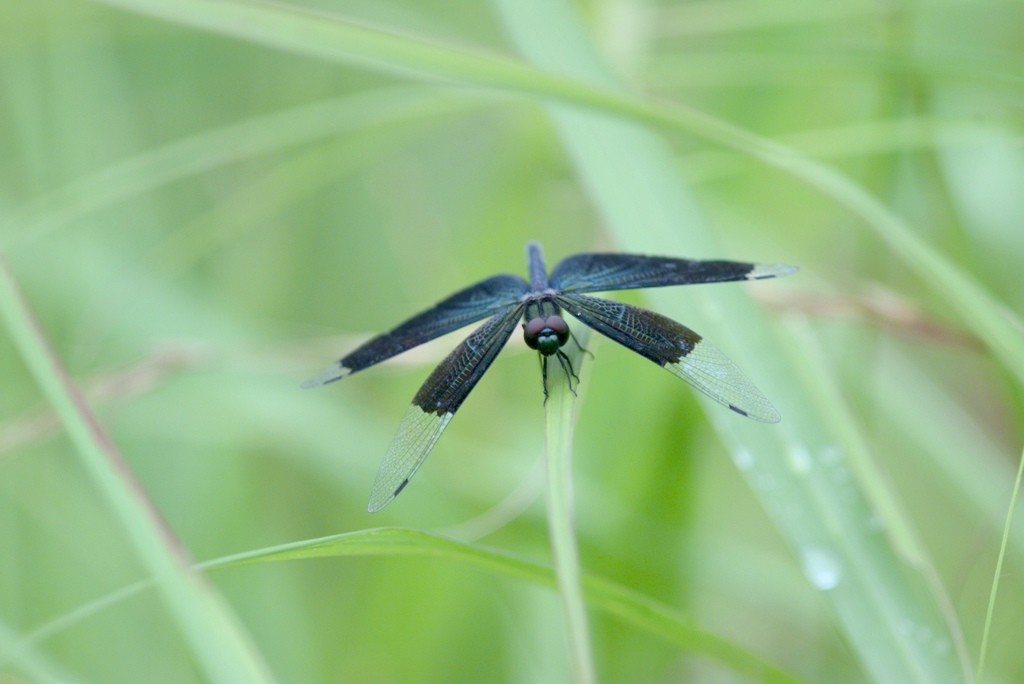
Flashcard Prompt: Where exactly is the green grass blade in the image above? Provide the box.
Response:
[0,255,275,684]
[5,528,807,683]
[542,326,594,684]
[976,442,1024,683]
[0,617,85,684]
[0,580,152,670]
[207,527,807,683]
[148,117,455,278]
[3,86,481,247]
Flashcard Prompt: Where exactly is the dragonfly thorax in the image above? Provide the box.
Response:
[523,314,569,356]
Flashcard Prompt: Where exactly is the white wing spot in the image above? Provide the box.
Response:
[302,363,352,388]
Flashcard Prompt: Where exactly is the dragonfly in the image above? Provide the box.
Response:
[304,242,796,512]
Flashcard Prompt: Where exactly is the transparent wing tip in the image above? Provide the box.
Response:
[301,362,351,389]
[365,407,453,513]
[367,477,409,513]
[730,402,781,423]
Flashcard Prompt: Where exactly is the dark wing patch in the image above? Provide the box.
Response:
[303,274,529,388]
[367,303,524,512]
[556,293,780,423]
[550,253,796,294]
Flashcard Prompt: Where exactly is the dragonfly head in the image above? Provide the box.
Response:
[523,315,569,357]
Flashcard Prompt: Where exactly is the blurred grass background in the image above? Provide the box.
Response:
[1,0,1022,682]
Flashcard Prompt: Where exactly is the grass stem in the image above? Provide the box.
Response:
[543,329,595,684]
[976,442,1024,683]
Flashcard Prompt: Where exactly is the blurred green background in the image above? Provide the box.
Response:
[1,0,1022,682]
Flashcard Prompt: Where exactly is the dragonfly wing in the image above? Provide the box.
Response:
[550,253,795,294]
[368,303,524,512]
[557,293,780,423]
[304,274,529,387]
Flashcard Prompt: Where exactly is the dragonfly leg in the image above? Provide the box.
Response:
[540,354,550,404]
[568,329,594,360]
[554,349,580,396]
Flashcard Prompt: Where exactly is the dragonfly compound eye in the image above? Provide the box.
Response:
[524,315,569,356]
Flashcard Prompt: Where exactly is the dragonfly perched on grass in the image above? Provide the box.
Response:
[305,242,796,512]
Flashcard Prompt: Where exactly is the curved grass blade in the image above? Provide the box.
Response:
[80,0,1024,388]
[208,527,807,684]
[3,528,807,683]
[976,441,1024,683]
[3,87,481,247]
[0,617,85,684]
[0,255,275,684]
